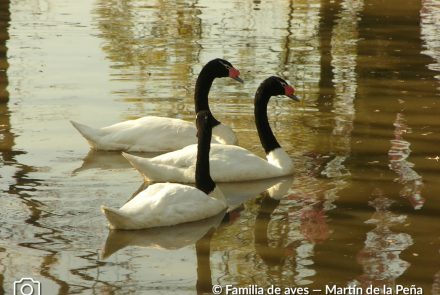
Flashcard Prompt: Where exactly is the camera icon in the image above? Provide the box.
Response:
[13,278,41,295]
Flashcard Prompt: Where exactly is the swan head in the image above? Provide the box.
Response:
[208,58,243,83]
[265,76,300,101]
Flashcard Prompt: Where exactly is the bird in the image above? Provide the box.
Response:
[101,110,227,230]
[122,76,300,183]
[71,58,243,152]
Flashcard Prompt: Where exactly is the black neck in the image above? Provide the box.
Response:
[194,66,214,113]
[195,121,215,194]
[254,85,281,154]
[194,67,221,126]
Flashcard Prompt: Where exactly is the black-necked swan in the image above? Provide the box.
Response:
[101,110,227,230]
[71,58,243,152]
[122,76,300,183]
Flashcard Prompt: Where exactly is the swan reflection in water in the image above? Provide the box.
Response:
[220,175,294,210]
[253,173,335,285]
[101,207,225,294]
[72,150,160,174]
[433,270,440,295]
[388,113,424,209]
[101,210,226,259]
[349,189,413,289]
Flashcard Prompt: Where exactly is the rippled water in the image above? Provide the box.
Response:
[1,0,439,294]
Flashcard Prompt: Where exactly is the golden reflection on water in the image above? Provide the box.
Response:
[0,0,440,294]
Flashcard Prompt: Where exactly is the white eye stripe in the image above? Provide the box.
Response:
[219,61,232,70]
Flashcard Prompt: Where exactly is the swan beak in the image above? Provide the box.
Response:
[232,76,244,83]
[229,68,244,83]
[284,85,300,101]
[288,94,301,102]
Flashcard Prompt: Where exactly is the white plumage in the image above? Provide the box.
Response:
[101,183,226,230]
[71,58,242,152]
[121,76,299,183]
[101,110,228,230]
[122,145,293,183]
[71,117,236,152]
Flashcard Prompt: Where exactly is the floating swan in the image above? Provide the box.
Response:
[101,110,227,230]
[71,59,242,152]
[123,76,300,183]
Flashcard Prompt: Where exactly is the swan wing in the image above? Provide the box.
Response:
[209,145,284,181]
[101,183,225,230]
[72,116,231,152]
[131,144,286,182]
[98,116,197,152]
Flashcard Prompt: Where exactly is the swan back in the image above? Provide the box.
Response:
[212,123,238,145]
[102,110,227,230]
[208,185,227,206]
[128,144,290,183]
[72,59,242,152]
[266,147,294,173]
[101,183,225,230]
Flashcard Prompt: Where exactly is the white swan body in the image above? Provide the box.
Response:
[122,76,300,183]
[72,58,242,152]
[101,183,226,230]
[71,117,236,152]
[101,110,228,230]
[123,145,293,183]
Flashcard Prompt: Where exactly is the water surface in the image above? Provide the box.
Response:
[0,0,439,294]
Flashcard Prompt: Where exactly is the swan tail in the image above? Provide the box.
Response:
[122,152,189,183]
[101,205,135,230]
[70,120,102,149]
